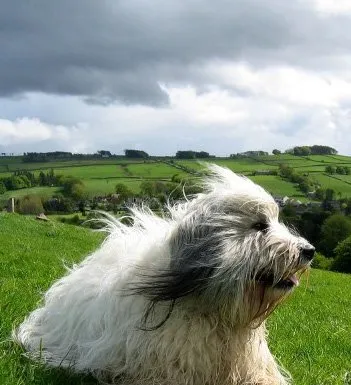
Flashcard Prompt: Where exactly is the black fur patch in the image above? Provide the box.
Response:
[128,215,223,329]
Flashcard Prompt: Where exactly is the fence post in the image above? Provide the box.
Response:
[7,197,15,213]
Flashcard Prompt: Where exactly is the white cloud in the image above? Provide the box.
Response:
[204,62,351,108]
[0,118,70,144]
[1,71,351,157]
[312,0,351,15]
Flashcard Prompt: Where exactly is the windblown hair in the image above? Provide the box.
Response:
[15,165,314,385]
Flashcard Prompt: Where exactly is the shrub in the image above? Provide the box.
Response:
[58,214,81,226]
[319,214,351,257]
[17,195,44,215]
[332,236,351,273]
[0,181,6,194]
[115,183,133,202]
[312,253,334,270]
[43,196,75,213]
[60,177,86,200]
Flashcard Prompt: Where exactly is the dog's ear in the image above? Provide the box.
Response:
[133,217,221,300]
[127,214,222,329]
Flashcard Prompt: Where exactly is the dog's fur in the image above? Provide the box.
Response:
[15,165,314,385]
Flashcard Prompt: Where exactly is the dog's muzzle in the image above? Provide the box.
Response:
[256,245,315,291]
[299,245,315,263]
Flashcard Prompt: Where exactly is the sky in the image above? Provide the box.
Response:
[1,0,351,156]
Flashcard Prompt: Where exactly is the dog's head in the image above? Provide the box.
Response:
[134,165,314,328]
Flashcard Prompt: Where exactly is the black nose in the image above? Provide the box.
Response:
[300,246,315,261]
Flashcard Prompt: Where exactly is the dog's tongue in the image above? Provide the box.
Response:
[288,274,299,286]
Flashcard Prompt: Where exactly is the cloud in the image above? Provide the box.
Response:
[1,1,351,155]
[1,71,351,156]
[0,118,70,144]
[313,0,351,15]
[2,0,351,106]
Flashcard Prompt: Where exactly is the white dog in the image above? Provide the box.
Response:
[15,165,314,385]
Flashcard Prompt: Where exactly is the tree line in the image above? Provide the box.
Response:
[281,205,351,274]
[284,145,337,156]
[11,145,341,163]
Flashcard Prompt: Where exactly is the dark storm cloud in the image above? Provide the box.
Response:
[1,0,350,105]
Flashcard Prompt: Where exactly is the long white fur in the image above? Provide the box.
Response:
[15,165,313,385]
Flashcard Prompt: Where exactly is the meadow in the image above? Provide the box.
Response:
[1,154,351,203]
[1,213,350,385]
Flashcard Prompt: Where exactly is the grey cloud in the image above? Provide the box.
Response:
[1,0,351,105]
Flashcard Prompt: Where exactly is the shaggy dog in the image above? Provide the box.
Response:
[15,165,314,385]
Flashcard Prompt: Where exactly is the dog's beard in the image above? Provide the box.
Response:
[246,263,310,327]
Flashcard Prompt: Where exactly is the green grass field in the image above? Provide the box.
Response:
[0,187,61,207]
[1,155,351,202]
[1,213,350,385]
[312,174,351,198]
[249,175,304,198]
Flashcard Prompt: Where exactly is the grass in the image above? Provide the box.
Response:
[269,269,351,384]
[249,175,304,198]
[312,174,351,197]
[1,155,351,203]
[83,178,142,196]
[1,213,351,384]
[0,187,61,206]
[0,213,103,385]
[0,158,146,173]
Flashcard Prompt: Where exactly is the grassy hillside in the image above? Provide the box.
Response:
[1,213,350,385]
[0,213,103,385]
[1,154,351,205]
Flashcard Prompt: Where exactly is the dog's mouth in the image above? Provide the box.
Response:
[256,268,306,290]
[273,273,299,289]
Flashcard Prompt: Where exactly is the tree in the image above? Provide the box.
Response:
[293,146,311,156]
[70,183,86,200]
[38,171,48,186]
[310,145,337,155]
[325,165,336,174]
[278,164,294,179]
[319,214,351,257]
[97,150,112,157]
[299,179,312,194]
[43,196,75,213]
[314,188,325,201]
[115,183,133,203]
[0,181,6,194]
[140,181,155,197]
[336,166,345,175]
[332,235,351,273]
[7,176,28,190]
[61,177,86,200]
[176,151,196,159]
[272,149,281,155]
[196,151,211,158]
[325,188,335,202]
[124,149,149,158]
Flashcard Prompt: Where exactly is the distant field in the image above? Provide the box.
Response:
[1,214,350,385]
[0,158,148,173]
[177,159,279,173]
[332,174,351,184]
[33,164,127,179]
[83,178,142,196]
[249,175,304,198]
[312,174,351,197]
[124,163,188,179]
[212,159,278,173]
[1,155,351,202]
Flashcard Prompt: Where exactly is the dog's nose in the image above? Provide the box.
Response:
[300,246,315,261]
